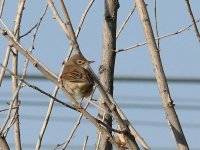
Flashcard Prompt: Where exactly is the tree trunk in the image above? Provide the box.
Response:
[96,0,119,149]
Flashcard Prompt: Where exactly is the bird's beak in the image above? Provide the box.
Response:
[88,60,95,64]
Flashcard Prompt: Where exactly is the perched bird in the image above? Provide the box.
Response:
[60,54,94,99]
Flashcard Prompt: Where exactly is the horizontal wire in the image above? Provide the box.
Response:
[0,114,199,128]
[0,99,199,110]
[2,74,200,83]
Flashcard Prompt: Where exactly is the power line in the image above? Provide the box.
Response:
[0,100,199,110]
[3,74,200,83]
[0,114,199,128]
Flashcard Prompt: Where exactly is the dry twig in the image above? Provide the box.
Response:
[116,4,136,39]
[135,0,189,149]
[82,136,89,150]
[154,0,160,50]
[116,18,200,53]
[0,0,5,18]
[184,0,200,44]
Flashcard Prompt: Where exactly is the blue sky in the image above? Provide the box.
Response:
[0,0,200,149]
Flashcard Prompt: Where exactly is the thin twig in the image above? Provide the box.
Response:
[0,99,16,135]
[116,4,136,39]
[82,136,89,150]
[154,0,160,50]
[0,0,5,18]
[84,98,108,114]
[116,17,200,53]
[0,46,11,86]
[0,18,14,86]
[95,113,105,150]
[4,111,19,137]
[19,23,38,39]
[184,0,200,44]
[29,4,48,51]
[0,106,18,113]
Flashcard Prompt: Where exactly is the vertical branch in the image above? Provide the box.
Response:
[154,0,160,50]
[0,47,11,85]
[97,1,140,150]
[11,1,26,150]
[97,0,119,149]
[135,0,189,149]
[0,0,5,18]
[184,0,200,44]
[82,136,88,150]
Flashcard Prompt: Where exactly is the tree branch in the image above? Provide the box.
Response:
[135,0,189,149]
[184,0,200,44]
[116,17,200,53]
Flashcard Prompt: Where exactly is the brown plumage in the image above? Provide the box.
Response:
[61,54,94,99]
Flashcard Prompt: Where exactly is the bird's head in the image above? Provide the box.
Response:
[67,54,94,69]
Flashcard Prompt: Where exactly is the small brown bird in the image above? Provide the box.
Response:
[60,54,94,99]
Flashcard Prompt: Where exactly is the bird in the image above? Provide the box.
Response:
[60,54,95,100]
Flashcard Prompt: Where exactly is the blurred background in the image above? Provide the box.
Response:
[0,0,200,149]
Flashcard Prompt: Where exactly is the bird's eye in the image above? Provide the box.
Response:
[77,60,84,64]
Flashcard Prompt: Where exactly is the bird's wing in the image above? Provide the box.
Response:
[61,66,93,85]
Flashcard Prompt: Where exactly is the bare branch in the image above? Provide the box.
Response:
[0,94,17,135]
[82,136,88,150]
[154,0,160,50]
[116,4,136,39]
[184,0,200,44]
[19,24,38,39]
[0,106,18,113]
[0,0,5,18]
[29,4,48,51]
[116,18,200,53]
[135,0,189,149]
[0,46,11,86]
